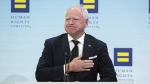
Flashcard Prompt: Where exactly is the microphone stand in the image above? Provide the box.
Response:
[64,52,72,82]
[64,52,69,82]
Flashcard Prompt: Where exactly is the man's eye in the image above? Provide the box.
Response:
[65,19,70,21]
[74,18,79,20]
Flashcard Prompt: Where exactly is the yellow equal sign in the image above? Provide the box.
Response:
[117,52,129,62]
[84,5,95,9]
[83,0,95,9]
[15,4,26,8]
[83,0,95,3]
[117,58,129,62]
[15,0,26,3]
[14,0,26,9]
[117,52,129,56]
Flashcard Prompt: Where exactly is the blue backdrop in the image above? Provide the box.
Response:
[0,0,150,83]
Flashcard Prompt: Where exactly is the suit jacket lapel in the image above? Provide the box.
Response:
[60,34,70,56]
[82,34,93,60]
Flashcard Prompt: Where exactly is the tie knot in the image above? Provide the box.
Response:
[72,40,79,46]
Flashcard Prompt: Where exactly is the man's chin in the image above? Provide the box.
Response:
[68,32,77,36]
[67,31,76,34]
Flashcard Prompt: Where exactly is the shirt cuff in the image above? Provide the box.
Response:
[64,65,65,74]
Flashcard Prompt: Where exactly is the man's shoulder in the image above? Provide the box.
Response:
[86,34,106,44]
[45,33,67,43]
[86,34,107,50]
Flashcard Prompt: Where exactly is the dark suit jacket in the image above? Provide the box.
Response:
[35,33,117,82]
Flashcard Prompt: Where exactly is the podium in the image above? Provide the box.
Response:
[0,82,134,84]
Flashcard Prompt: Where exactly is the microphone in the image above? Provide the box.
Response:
[64,52,72,82]
[64,52,70,82]
[67,52,72,81]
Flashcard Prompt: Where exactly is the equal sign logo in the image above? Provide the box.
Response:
[80,0,98,13]
[114,48,132,66]
[11,0,29,13]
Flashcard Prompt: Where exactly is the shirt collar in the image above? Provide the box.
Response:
[68,33,85,44]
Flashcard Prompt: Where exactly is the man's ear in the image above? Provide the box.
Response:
[85,19,89,28]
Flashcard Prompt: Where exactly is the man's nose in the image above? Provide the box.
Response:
[69,19,73,24]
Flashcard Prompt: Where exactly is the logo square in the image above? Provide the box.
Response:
[114,48,132,66]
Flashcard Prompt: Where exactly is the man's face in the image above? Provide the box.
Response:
[65,7,88,37]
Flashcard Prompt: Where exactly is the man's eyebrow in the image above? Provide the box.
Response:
[73,17,80,19]
[65,17,69,18]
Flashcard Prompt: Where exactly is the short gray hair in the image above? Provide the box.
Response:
[80,5,88,19]
[66,5,89,19]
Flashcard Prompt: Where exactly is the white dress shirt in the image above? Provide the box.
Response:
[68,33,85,55]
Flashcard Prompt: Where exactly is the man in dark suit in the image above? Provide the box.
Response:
[36,5,117,82]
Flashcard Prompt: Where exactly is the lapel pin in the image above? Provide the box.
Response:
[88,44,91,47]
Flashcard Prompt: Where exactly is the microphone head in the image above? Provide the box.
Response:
[65,52,68,55]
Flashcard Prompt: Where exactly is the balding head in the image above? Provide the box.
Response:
[66,5,88,19]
